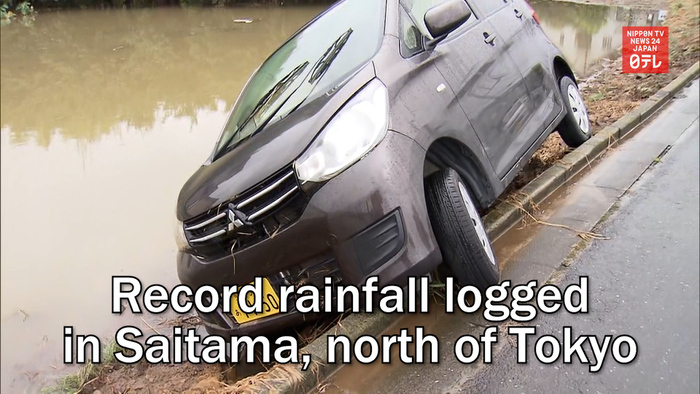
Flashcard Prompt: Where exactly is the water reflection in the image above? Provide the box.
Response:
[0,6,324,392]
[0,7,326,146]
[531,0,664,76]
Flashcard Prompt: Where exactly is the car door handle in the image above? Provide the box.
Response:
[514,9,524,18]
[483,32,497,45]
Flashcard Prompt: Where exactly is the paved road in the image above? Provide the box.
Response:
[461,119,700,392]
[327,81,700,394]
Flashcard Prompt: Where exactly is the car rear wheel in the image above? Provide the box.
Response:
[425,168,499,290]
[557,76,591,148]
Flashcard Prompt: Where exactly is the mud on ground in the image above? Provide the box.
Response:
[512,0,698,190]
[86,363,222,394]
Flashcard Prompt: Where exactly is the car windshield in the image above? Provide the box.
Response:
[213,0,386,160]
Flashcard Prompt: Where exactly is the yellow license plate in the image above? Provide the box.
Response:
[230,278,281,324]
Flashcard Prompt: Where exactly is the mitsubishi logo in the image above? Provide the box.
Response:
[227,209,245,231]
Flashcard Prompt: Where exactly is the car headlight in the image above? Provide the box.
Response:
[175,219,189,251]
[295,79,389,183]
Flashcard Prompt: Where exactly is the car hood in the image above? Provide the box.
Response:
[177,63,376,221]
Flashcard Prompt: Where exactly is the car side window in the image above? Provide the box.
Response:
[399,6,424,57]
[472,0,507,16]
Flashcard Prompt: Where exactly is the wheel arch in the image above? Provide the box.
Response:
[423,137,496,211]
[553,56,577,85]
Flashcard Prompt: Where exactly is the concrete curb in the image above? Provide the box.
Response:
[482,61,699,240]
[262,61,700,394]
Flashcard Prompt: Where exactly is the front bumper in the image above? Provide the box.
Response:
[177,131,441,336]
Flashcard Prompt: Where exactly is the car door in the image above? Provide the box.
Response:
[375,1,504,208]
[403,0,534,178]
[510,0,564,129]
[470,0,556,176]
[487,0,563,142]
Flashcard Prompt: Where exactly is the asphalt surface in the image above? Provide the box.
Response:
[327,81,700,394]
[460,119,700,392]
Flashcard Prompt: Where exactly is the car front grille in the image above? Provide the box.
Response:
[183,165,306,260]
[196,258,342,330]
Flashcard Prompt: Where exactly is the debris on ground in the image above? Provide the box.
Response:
[513,0,698,189]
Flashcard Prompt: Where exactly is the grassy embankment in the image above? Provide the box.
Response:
[512,0,698,189]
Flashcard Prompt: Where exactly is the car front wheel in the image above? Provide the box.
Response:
[425,168,499,290]
[557,76,591,148]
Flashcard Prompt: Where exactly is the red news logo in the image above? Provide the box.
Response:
[622,26,669,74]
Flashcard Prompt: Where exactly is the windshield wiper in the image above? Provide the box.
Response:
[308,28,353,84]
[214,29,354,160]
[278,28,354,118]
[214,61,309,160]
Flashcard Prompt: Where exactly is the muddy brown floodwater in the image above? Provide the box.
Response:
[0,6,325,391]
[0,2,664,392]
[530,0,666,76]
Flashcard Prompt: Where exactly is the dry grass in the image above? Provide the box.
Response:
[510,134,569,191]
[580,0,699,127]
[221,363,305,394]
[508,0,698,198]
[505,195,610,242]
[668,0,700,65]
[295,313,346,347]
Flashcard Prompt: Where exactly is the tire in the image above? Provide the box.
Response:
[557,76,591,148]
[425,168,499,290]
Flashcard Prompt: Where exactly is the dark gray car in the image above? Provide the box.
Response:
[175,0,590,337]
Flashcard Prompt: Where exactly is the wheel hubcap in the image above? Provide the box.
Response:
[458,182,496,266]
[567,84,590,135]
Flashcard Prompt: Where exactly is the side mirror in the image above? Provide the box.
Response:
[424,0,472,46]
